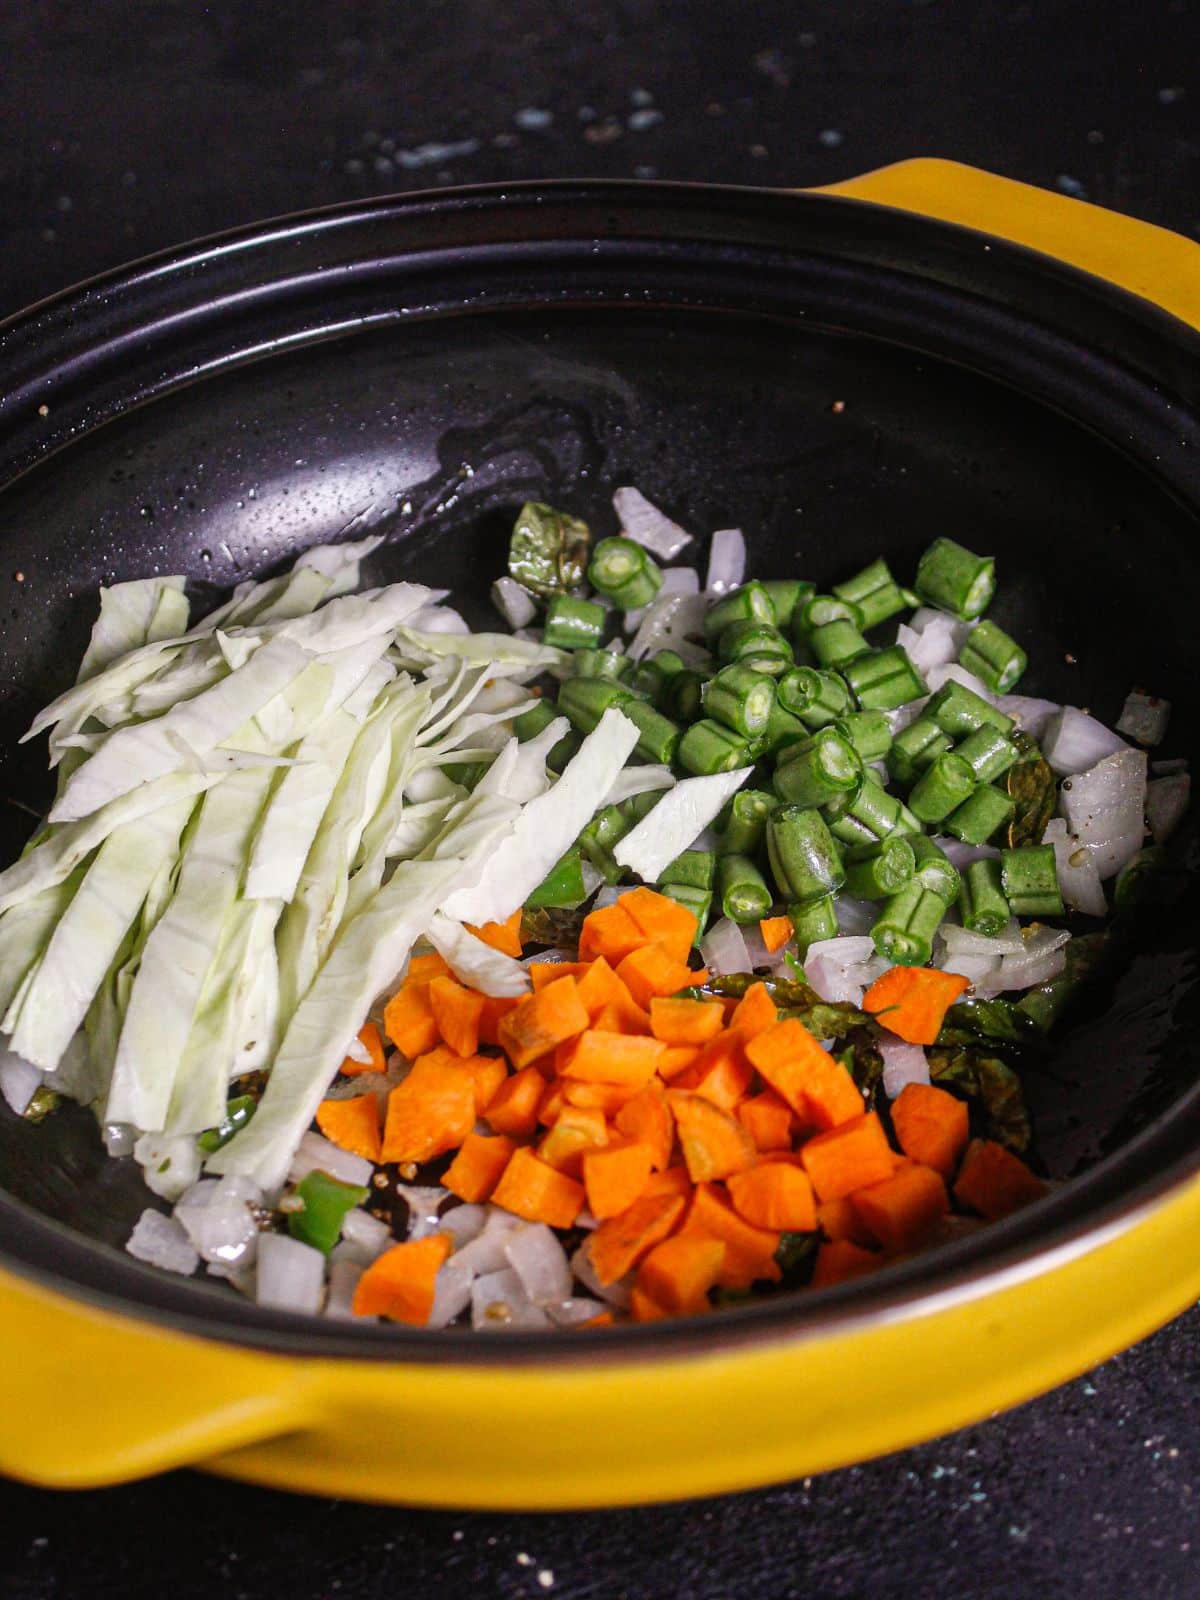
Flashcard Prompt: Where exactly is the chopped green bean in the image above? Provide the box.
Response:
[789,896,838,956]
[526,845,588,908]
[810,617,871,668]
[824,772,917,847]
[956,724,1019,784]
[542,594,606,650]
[888,716,952,786]
[761,699,809,756]
[844,835,917,899]
[702,662,778,738]
[959,857,1011,935]
[658,848,717,890]
[717,620,793,676]
[716,853,775,923]
[1000,844,1065,917]
[915,537,996,620]
[678,718,753,775]
[871,882,948,965]
[621,698,683,765]
[761,579,815,631]
[908,834,961,904]
[777,666,853,729]
[717,788,777,856]
[774,727,863,808]
[631,648,684,700]
[925,679,1014,737]
[908,750,977,824]
[576,647,634,682]
[664,668,708,723]
[767,805,845,903]
[959,619,1028,694]
[834,710,893,763]
[558,675,632,734]
[833,557,909,630]
[841,645,927,710]
[943,785,1016,845]
[704,580,777,641]
[588,536,663,610]
[798,594,866,633]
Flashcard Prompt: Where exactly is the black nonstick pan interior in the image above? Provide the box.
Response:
[0,182,1198,1354]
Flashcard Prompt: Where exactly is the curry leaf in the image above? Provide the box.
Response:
[928,1046,1032,1154]
[1005,730,1057,848]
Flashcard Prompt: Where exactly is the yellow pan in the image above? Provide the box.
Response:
[0,159,1198,1507]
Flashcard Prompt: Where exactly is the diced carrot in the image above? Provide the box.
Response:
[483,1064,547,1137]
[727,1163,817,1232]
[352,1234,451,1324]
[678,1183,781,1289]
[591,992,655,1037]
[538,1105,609,1175]
[616,945,705,1010]
[315,1093,381,1163]
[529,960,588,991]
[629,1285,672,1322]
[380,1056,476,1164]
[588,1192,688,1284]
[406,951,452,984]
[478,994,521,1047]
[758,916,793,955]
[614,1082,675,1171]
[410,1043,465,1073]
[490,1147,586,1229]
[573,1310,616,1329]
[655,1043,702,1080]
[817,1195,876,1247]
[737,1090,794,1152]
[810,1239,880,1289]
[428,974,485,1058]
[745,1018,863,1129]
[557,1029,666,1085]
[575,957,633,1022]
[538,1079,567,1125]
[561,1079,644,1115]
[862,965,971,1046]
[462,1054,508,1117]
[443,1132,518,1203]
[383,983,439,1060]
[675,1031,755,1112]
[851,1162,949,1254]
[800,1112,898,1202]
[953,1139,1047,1220]
[667,1090,757,1182]
[648,995,726,1046]
[465,907,523,958]
[643,1165,693,1200]
[583,1140,656,1219]
[728,980,779,1040]
[620,886,700,964]
[891,1082,971,1178]
[578,901,646,965]
[497,975,590,1069]
[637,1235,724,1314]
[339,1022,387,1077]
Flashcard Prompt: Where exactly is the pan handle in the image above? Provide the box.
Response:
[0,1264,317,1488]
[817,159,1200,333]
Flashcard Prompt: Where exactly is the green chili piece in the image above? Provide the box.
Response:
[844,835,917,900]
[789,895,838,956]
[925,679,1014,738]
[703,580,777,642]
[959,857,1011,935]
[658,848,717,890]
[197,1095,257,1154]
[1000,844,1065,917]
[908,750,977,824]
[761,579,815,632]
[716,853,775,923]
[717,620,793,676]
[956,724,1019,784]
[841,644,927,710]
[888,716,952,786]
[809,617,871,668]
[774,727,863,808]
[678,718,753,776]
[834,710,893,763]
[287,1171,371,1257]
[943,785,1016,845]
[959,619,1028,694]
[718,788,777,856]
[914,537,996,620]
[702,662,778,738]
[871,882,948,965]
[542,594,606,651]
[908,834,961,904]
[509,501,591,597]
[587,536,664,611]
[833,557,909,630]
[767,805,846,903]
[526,845,589,909]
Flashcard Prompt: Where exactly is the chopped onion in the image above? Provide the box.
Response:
[804,936,887,1006]
[940,918,1025,957]
[125,1208,200,1276]
[1060,748,1147,879]
[740,923,777,972]
[605,765,675,806]
[471,1266,551,1330]
[627,591,708,664]
[409,604,470,635]
[340,1207,392,1259]
[1147,773,1190,844]
[1042,707,1128,777]
[935,835,1001,871]
[896,613,967,676]
[613,486,693,560]
[571,1240,632,1308]
[834,895,877,936]
[580,862,607,898]
[427,1254,475,1329]
[547,1297,613,1327]
[705,528,746,595]
[879,1039,930,1098]
[255,1232,325,1315]
[490,576,537,630]
[1043,818,1107,916]
[135,1131,202,1202]
[103,1121,137,1158]
[453,1207,526,1276]
[934,949,1002,992]
[175,1174,262,1266]
[924,662,1000,704]
[995,694,1060,740]
[0,1049,41,1116]
[1116,690,1170,748]
[884,700,929,736]
[324,1258,365,1320]
[504,1222,573,1306]
[996,944,1068,991]
[288,1130,374,1189]
[701,916,750,976]
[659,566,702,596]
[439,1202,488,1249]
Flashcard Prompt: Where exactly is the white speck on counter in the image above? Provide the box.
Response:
[537,1571,555,1590]
[819,128,844,147]
[515,107,553,130]
[516,1551,534,1567]
[628,108,662,130]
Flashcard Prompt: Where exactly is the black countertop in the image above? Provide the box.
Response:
[2,3,1199,1596]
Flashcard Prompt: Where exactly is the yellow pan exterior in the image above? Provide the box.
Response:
[1,159,1199,1507]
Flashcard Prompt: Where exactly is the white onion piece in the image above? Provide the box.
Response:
[423,1255,473,1329]
[325,1258,365,1320]
[995,945,1068,991]
[340,1207,392,1259]
[1147,773,1190,844]
[909,606,975,641]
[125,1208,200,1276]
[705,528,746,594]
[288,1131,374,1189]
[547,1297,613,1327]
[1043,818,1107,916]
[103,1121,137,1158]
[471,1267,551,1330]
[924,662,1000,704]
[659,566,702,596]
[884,700,929,736]
[879,1039,930,1098]
[834,895,877,936]
[934,950,1003,993]
[995,694,1060,739]
[896,613,966,676]
[741,923,782,972]
[135,1132,202,1202]
[255,1233,325,1315]
[605,765,675,806]
[439,1202,488,1250]
[940,918,1025,957]
[175,1174,262,1266]
[505,1223,573,1306]
[591,885,641,911]
[453,1207,526,1277]
[1042,707,1128,777]
[627,590,708,664]
[1060,748,1147,878]
[409,605,470,635]
[0,1049,41,1115]
[934,835,1001,871]
[804,936,886,1006]
[571,1241,632,1308]
[1116,690,1170,747]
[613,486,693,560]
[397,1184,449,1241]
[490,577,537,631]
[701,916,751,976]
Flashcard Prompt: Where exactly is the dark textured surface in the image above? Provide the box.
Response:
[1,2,1199,1596]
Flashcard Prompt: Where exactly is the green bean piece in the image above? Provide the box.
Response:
[908,834,961,904]
[959,619,1028,694]
[678,718,753,775]
[914,537,996,620]
[576,648,634,682]
[908,750,977,824]
[956,724,1019,784]
[767,805,846,903]
[442,758,491,790]
[658,848,717,890]
[943,785,1016,845]
[833,557,909,630]
[925,679,1014,737]
[658,882,713,940]
[810,617,872,668]
[834,710,893,763]
[761,579,815,632]
[621,698,683,766]
[580,804,633,885]
[703,580,777,642]
[789,895,838,957]
[525,845,589,908]
[841,644,927,710]
[664,668,708,723]
[959,857,1011,935]
[558,675,632,734]
[761,700,809,757]
[717,620,794,676]
[701,662,778,738]
[871,882,948,965]
[631,648,684,700]
[1000,844,1065,917]
[716,853,775,923]
[824,772,915,846]
[717,788,777,856]
[587,536,664,611]
[888,716,952,786]
[620,790,663,825]
[777,666,853,729]
[287,1171,371,1256]
[774,727,863,808]
[513,699,558,741]
[542,594,606,651]
[798,593,867,633]
[197,1095,257,1154]
[844,835,917,900]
